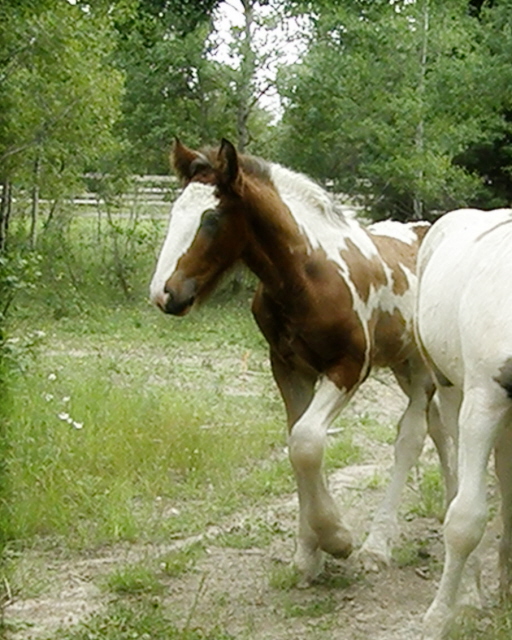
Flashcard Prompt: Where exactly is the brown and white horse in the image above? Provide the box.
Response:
[150,139,449,581]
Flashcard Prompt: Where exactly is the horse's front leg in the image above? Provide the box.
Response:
[288,376,354,582]
[359,361,433,570]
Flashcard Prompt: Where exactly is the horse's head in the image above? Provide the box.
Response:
[150,138,247,315]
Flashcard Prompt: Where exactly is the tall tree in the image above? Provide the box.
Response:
[278,0,503,220]
[0,0,124,245]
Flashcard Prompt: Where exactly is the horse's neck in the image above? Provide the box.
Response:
[240,168,377,303]
[269,165,381,280]
[241,182,309,294]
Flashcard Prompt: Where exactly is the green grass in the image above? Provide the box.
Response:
[105,563,164,596]
[46,598,234,640]
[158,542,206,577]
[449,604,512,639]
[282,594,337,618]
[215,518,285,550]
[408,464,445,521]
[268,563,301,590]
[1,240,287,548]
[392,538,436,569]
[2,326,285,547]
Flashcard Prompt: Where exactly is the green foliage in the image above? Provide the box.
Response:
[114,22,240,174]
[392,537,435,569]
[277,0,510,219]
[0,2,124,198]
[324,427,362,471]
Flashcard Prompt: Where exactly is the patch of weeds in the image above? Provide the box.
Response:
[358,414,395,445]
[268,562,301,590]
[215,518,284,550]
[158,542,206,578]
[237,458,294,501]
[104,562,164,596]
[2,548,55,599]
[449,604,512,639]
[392,538,435,569]
[325,429,362,471]
[408,464,445,521]
[314,563,361,590]
[282,594,337,618]
[361,472,386,490]
[48,598,234,640]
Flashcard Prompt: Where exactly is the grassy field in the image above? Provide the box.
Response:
[1,208,511,639]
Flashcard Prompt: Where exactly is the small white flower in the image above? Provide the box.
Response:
[58,412,70,421]
[44,393,54,402]
[48,373,57,381]
[62,396,71,403]
[72,421,83,430]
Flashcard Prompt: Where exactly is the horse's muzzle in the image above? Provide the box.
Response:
[159,276,197,316]
[161,291,195,316]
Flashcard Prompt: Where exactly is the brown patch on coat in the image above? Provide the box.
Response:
[369,228,427,296]
[370,307,413,368]
[340,238,388,303]
[252,247,369,394]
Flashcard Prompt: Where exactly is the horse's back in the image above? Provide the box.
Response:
[418,208,512,388]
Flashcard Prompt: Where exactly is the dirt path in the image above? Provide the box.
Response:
[3,372,500,639]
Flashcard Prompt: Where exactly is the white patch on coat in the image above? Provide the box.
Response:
[368,220,419,245]
[149,182,218,305]
[270,164,379,264]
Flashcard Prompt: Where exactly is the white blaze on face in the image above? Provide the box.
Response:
[149,182,218,306]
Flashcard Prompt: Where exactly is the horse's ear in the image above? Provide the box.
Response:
[217,138,240,192]
[171,138,200,182]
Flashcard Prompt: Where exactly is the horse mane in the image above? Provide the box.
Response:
[200,145,349,226]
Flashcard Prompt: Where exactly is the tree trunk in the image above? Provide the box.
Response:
[236,0,256,152]
[0,180,12,254]
[29,154,41,249]
[413,0,430,220]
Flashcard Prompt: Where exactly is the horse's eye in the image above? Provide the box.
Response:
[201,209,220,229]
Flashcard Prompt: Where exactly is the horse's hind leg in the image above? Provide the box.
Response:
[427,386,461,510]
[359,361,432,570]
[423,386,509,640]
[288,377,353,582]
[495,422,512,600]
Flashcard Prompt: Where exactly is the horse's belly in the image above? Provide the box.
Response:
[417,226,474,387]
[417,272,464,388]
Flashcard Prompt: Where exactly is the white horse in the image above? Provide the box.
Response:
[416,207,512,639]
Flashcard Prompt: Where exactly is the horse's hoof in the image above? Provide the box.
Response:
[320,527,353,559]
[356,545,391,573]
[294,546,325,583]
